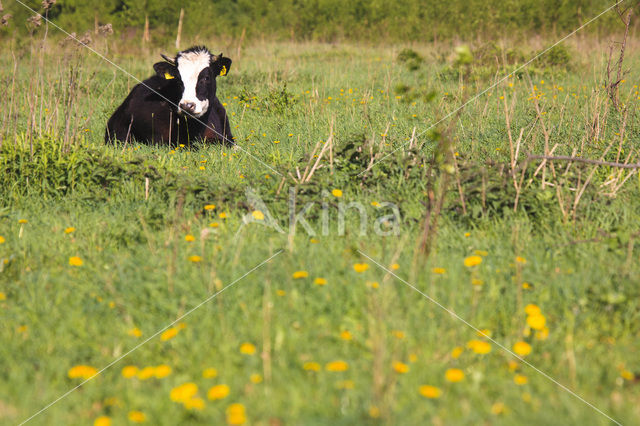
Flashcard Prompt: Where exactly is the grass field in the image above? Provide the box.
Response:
[1,37,640,425]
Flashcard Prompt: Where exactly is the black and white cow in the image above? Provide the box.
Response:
[105,46,233,145]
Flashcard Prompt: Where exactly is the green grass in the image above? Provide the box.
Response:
[1,39,640,425]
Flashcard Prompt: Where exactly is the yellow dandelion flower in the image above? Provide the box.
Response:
[137,366,155,380]
[393,361,409,373]
[207,384,230,400]
[367,281,380,289]
[371,201,380,207]
[154,364,172,378]
[170,383,198,403]
[276,289,286,296]
[310,238,319,244]
[68,365,98,380]
[419,385,441,398]
[445,368,465,382]
[508,360,519,372]
[340,330,353,340]
[0,292,5,301]
[391,263,400,270]
[515,256,527,264]
[303,362,321,371]
[128,327,142,337]
[94,416,111,426]
[467,340,491,354]
[219,212,228,219]
[524,304,541,316]
[314,277,327,285]
[64,227,75,234]
[527,314,546,330]
[240,342,256,355]
[188,255,202,263]
[250,373,263,383]
[209,222,219,228]
[18,219,28,224]
[491,402,505,415]
[203,367,218,378]
[121,365,138,378]
[621,370,635,381]
[252,210,265,220]
[184,397,205,410]
[463,255,482,267]
[535,327,549,341]
[391,330,405,339]
[522,282,532,289]
[226,403,247,425]
[471,278,484,286]
[464,232,471,237]
[161,327,180,341]
[513,341,532,356]
[353,263,369,273]
[432,267,446,274]
[514,374,528,385]
[185,234,196,242]
[204,204,216,210]
[331,189,343,197]
[369,406,381,418]
[326,360,349,372]
[128,411,146,423]
[451,346,463,359]
[68,256,83,266]
[292,270,309,279]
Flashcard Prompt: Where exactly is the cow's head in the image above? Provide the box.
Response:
[153,46,232,118]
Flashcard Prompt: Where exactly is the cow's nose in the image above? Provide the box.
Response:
[179,101,196,113]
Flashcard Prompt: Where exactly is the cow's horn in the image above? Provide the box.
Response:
[160,53,175,65]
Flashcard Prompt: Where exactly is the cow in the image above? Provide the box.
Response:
[105,46,233,146]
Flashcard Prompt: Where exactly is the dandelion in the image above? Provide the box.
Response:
[188,255,202,263]
[219,212,228,219]
[467,340,491,354]
[369,406,381,418]
[393,361,409,373]
[209,222,219,228]
[471,278,484,286]
[276,289,286,296]
[205,204,216,210]
[535,327,549,341]
[314,277,327,285]
[391,330,405,339]
[64,227,75,234]
[513,341,532,356]
[445,368,465,382]
[326,360,349,372]
[526,314,546,330]
[128,411,146,423]
[514,374,528,385]
[207,384,230,400]
[491,402,505,415]
[419,385,441,399]
[292,270,309,279]
[185,234,196,242]
[154,364,172,378]
[464,232,471,237]
[524,304,541,316]
[451,347,463,359]
[160,327,179,341]
[170,383,198,403]
[621,370,635,381]
[303,362,321,371]
[69,256,83,266]
[250,373,263,383]
[432,267,446,274]
[515,256,527,264]
[137,367,155,380]
[391,263,400,270]
[367,281,380,289]
[240,342,256,355]
[353,263,369,273]
[184,397,205,410]
[0,292,5,301]
[121,365,138,378]
[68,365,98,380]
[18,219,28,224]
[310,238,319,244]
[331,189,343,198]
[252,210,265,220]
[203,367,218,378]
[94,416,111,426]
[463,255,482,267]
[340,330,352,340]
[226,403,247,425]
[128,327,142,337]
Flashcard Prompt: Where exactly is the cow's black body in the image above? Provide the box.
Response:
[105,46,233,146]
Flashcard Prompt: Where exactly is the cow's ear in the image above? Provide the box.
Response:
[153,62,178,80]
[211,56,232,77]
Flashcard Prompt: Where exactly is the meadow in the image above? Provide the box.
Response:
[1,34,640,425]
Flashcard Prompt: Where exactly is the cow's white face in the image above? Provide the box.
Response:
[177,50,211,118]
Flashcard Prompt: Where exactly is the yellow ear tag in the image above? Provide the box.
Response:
[164,72,174,80]
[219,65,227,76]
